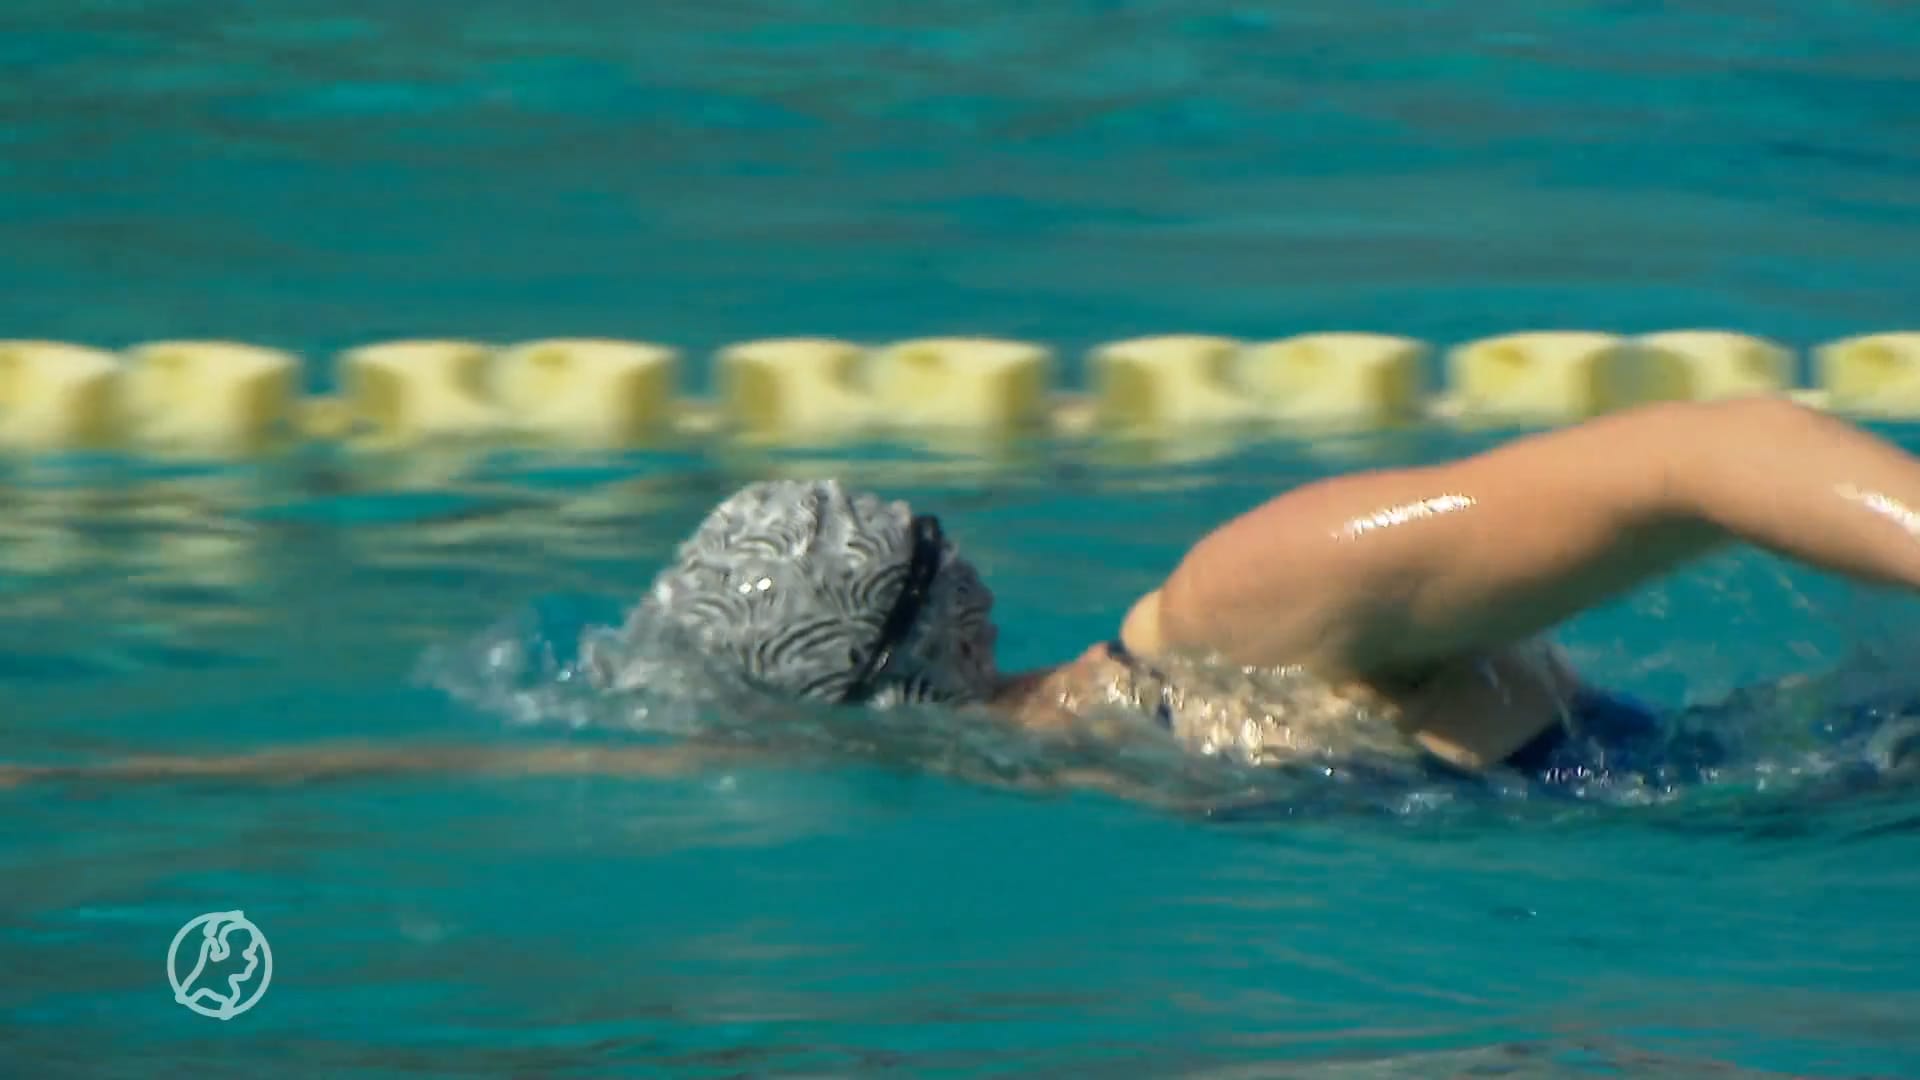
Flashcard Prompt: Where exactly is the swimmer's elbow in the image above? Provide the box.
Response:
[1647,395,1825,517]
[1572,396,1818,532]
[1647,394,1920,591]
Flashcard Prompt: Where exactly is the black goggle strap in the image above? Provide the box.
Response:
[840,514,945,705]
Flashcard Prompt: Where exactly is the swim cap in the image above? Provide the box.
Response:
[587,479,998,707]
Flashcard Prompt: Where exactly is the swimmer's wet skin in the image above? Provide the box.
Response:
[13,396,1920,802]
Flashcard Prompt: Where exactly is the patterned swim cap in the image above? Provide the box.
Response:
[588,479,998,707]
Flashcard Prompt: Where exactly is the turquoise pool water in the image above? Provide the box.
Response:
[5,435,1920,1077]
[4,1,1920,1077]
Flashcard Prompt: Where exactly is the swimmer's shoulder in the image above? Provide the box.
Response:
[1119,589,1168,658]
[992,634,1157,737]
[1119,585,1316,671]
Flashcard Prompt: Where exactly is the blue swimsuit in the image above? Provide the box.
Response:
[1484,687,1727,789]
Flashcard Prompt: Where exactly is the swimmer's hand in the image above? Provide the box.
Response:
[1155,397,1920,677]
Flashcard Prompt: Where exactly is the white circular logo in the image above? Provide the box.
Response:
[166,910,272,1020]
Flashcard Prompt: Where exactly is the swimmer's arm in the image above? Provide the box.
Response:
[1154,396,1920,676]
[0,741,774,790]
[0,743,1198,812]
[1008,767,1204,813]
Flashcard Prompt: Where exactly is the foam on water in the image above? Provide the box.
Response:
[412,580,1920,829]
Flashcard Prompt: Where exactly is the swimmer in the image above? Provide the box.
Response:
[10,396,1920,799]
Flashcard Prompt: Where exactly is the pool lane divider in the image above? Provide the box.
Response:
[0,331,1915,458]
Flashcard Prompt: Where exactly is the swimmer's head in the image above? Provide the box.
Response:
[591,479,998,707]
